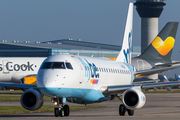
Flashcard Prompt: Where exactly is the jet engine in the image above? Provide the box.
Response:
[20,89,44,110]
[122,87,146,110]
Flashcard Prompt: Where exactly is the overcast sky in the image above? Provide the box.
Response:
[0,0,179,78]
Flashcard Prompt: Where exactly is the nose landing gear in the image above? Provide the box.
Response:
[52,98,70,117]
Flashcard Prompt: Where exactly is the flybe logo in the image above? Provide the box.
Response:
[0,62,34,71]
[123,32,131,63]
[85,59,99,85]
[152,36,175,56]
[77,57,99,85]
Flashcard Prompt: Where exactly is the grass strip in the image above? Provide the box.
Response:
[0,105,106,115]
[0,91,23,94]
[0,95,51,101]
[145,89,180,94]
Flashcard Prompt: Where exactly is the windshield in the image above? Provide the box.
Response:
[41,62,65,69]
[40,62,73,70]
[66,62,73,70]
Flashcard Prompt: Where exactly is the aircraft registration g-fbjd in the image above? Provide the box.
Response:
[1,3,180,117]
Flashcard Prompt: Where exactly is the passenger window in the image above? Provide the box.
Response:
[65,62,73,70]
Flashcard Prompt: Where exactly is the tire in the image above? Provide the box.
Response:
[119,104,126,116]
[54,108,59,117]
[127,109,134,116]
[64,105,70,116]
[59,108,64,117]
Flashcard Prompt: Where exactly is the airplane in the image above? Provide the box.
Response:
[0,12,178,86]
[132,20,179,82]
[1,3,180,117]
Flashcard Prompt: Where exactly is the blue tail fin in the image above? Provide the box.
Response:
[116,3,133,64]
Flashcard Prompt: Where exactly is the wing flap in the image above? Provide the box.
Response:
[142,81,180,89]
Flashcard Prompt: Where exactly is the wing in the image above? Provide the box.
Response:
[0,82,36,89]
[102,81,180,95]
[101,64,180,95]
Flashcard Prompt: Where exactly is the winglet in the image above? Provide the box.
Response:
[116,3,133,64]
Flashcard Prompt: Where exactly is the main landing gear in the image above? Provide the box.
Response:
[119,104,134,116]
[116,95,134,116]
[52,98,70,117]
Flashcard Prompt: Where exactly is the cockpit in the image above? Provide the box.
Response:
[40,62,73,70]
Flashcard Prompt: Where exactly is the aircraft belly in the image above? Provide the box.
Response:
[39,87,104,102]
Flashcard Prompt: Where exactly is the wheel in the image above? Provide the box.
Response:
[54,108,59,117]
[119,104,126,116]
[64,104,70,116]
[127,109,134,116]
[59,108,64,117]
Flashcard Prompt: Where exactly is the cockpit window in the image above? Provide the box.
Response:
[52,62,65,69]
[41,62,52,69]
[41,62,65,69]
[66,62,73,70]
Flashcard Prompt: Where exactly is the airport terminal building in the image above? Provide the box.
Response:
[0,39,141,58]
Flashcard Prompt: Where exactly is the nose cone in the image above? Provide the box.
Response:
[37,69,73,97]
[37,69,59,88]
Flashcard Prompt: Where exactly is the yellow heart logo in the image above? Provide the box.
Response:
[152,36,175,56]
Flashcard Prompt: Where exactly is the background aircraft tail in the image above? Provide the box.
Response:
[163,75,172,92]
[163,75,169,82]
[137,22,179,61]
[116,3,133,64]
[175,74,180,81]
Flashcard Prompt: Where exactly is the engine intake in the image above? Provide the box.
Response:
[122,88,146,110]
[20,89,44,110]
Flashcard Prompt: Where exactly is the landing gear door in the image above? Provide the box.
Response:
[2,60,9,74]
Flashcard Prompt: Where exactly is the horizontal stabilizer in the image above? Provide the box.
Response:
[135,65,180,77]
[154,61,180,67]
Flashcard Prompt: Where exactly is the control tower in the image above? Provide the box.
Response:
[134,0,166,53]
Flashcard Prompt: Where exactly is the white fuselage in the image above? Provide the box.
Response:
[37,54,135,103]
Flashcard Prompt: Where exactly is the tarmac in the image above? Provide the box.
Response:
[1,93,180,120]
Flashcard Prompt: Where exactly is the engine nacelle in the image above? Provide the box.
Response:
[20,89,44,111]
[122,88,146,110]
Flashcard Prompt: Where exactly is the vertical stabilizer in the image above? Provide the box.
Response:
[163,75,169,82]
[116,3,133,64]
[137,22,179,61]
[163,75,172,92]
[175,74,180,81]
